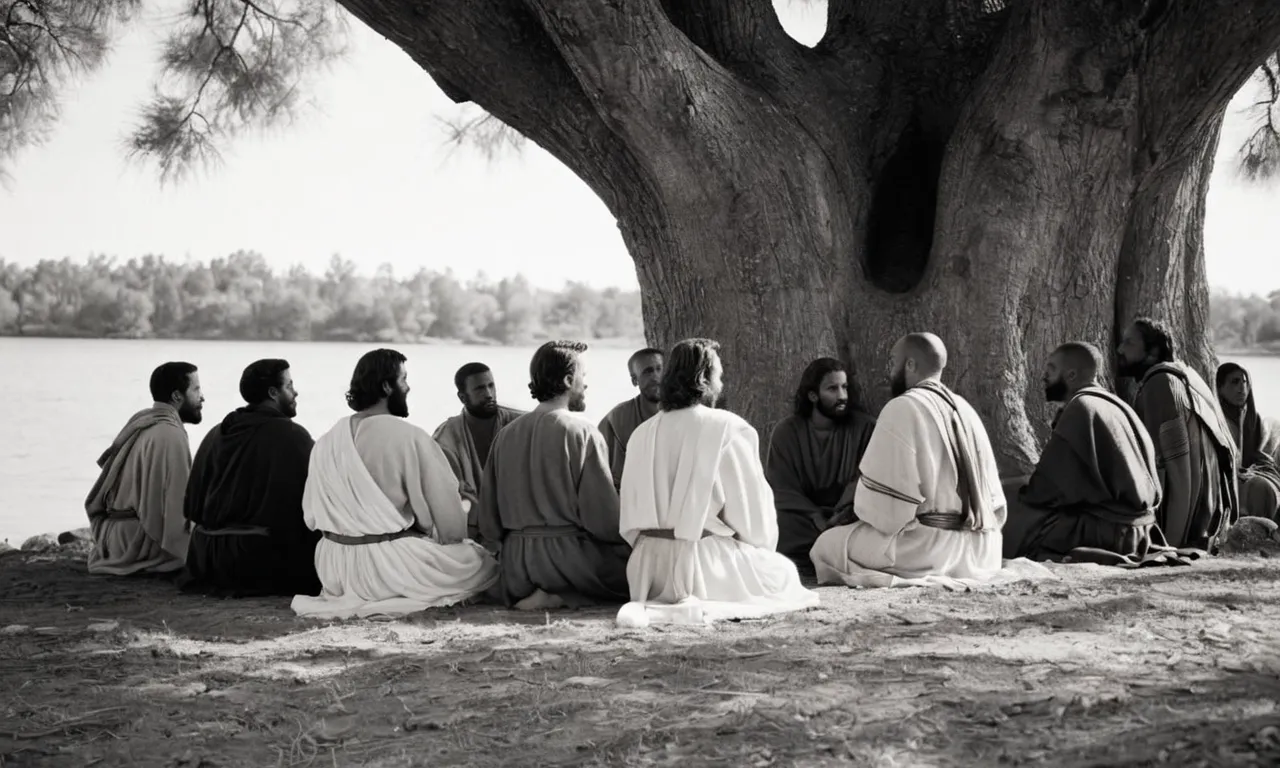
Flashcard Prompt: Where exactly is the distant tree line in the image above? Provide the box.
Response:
[1211,288,1280,352]
[1,253,1271,354]
[0,252,643,345]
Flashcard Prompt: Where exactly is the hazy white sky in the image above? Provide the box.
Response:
[0,1,1275,293]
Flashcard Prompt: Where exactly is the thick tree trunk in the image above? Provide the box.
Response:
[338,0,1280,473]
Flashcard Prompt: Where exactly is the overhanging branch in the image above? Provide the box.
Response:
[335,0,649,214]
[1137,0,1280,177]
[522,0,750,150]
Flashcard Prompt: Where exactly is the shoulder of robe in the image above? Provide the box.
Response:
[267,418,314,443]
[432,414,462,437]
[555,410,600,436]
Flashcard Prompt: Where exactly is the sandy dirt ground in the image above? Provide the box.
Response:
[2,546,1280,767]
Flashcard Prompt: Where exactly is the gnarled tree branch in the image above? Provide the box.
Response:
[335,0,651,217]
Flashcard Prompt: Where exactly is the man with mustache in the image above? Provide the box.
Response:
[599,348,664,490]
[85,361,203,576]
[432,362,525,538]
[616,338,819,628]
[766,357,876,567]
[477,340,630,610]
[810,333,1007,587]
[1003,342,1173,564]
[293,349,498,618]
[181,359,321,596]
[1117,317,1239,550]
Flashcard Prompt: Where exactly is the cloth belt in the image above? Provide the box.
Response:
[637,528,716,540]
[507,525,587,538]
[917,511,966,531]
[105,510,137,521]
[192,523,270,537]
[321,527,426,546]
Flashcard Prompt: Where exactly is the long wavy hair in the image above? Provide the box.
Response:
[660,338,721,411]
[1131,316,1176,363]
[792,357,849,418]
[346,349,407,412]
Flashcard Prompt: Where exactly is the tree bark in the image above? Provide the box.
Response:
[337,0,1280,473]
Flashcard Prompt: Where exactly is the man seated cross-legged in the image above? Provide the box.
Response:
[85,362,204,576]
[477,341,631,611]
[766,357,876,569]
[1003,342,1180,566]
[810,333,1007,587]
[292,349,498,619]
[181,359,321,597]
[616,338,820,628]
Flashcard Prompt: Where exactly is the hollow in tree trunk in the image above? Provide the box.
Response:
[338,0,1280,472]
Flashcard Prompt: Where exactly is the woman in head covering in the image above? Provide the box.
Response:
[1216,362,1280,521]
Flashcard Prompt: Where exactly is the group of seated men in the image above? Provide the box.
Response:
[81,316,1267,624]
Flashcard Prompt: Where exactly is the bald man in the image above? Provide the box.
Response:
[1003,342,1171,563]
[810,333,1007,586]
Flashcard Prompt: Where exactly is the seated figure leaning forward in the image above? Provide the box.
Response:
[766,357,876,566]
[477,341,631,610]
[431,362,525,539]
[292,349,498,619]
[616,338,820,628]
[1003,342,1175,565]
[810,333,1007,587]
[181,359,321,597]
[1216,362,1280,522]
[85,362,203,576]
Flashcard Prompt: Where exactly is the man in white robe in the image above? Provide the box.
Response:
[810,333,1007,588]
[616,338,820,628]
[292,349,498,618]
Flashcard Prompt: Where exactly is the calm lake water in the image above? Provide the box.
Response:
[1,338,1274,544]
[0,337,642,543]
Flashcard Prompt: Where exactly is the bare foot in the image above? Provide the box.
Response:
[513,589,566,611]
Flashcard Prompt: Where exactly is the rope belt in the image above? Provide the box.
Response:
[192,523,270,537]
[917,511,967,531]
[322,527,426,546]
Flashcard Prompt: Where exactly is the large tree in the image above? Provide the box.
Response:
[4,0,1280,472]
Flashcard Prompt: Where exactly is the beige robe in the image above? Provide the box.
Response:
[477,410,630,605]
[599,395,658,489]
[432,406,524,536]
[291,414,498,618]
[810,383,1009,588]
[617,405,820,627]
[84,403,191,575]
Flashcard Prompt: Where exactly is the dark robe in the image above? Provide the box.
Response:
[1133,362,1240,551]
[1004,387,1171,562]
[180,405,319,596]
[599,395,659,489]
[1217,362,1280,522]
[477,410,630,606]
[765,413,876,559]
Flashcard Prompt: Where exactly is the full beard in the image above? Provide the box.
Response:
[1043,379,1068,403]
[388,389,409,418]
[179,404,203,424]
[1116,358,1152,379]
[816,400,852,423]
[890,371,908,398]
[568,390,587,412]
[640,385,661,404]
[465,401,499,419]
